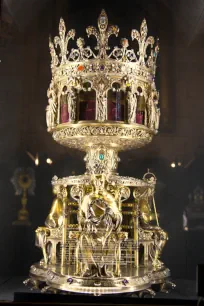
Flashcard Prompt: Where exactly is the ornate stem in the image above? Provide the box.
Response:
[84,146,120,175]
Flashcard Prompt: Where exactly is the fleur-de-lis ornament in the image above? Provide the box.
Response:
[131,19,154,65]
[86,10,119,59]
[53,18,75,65]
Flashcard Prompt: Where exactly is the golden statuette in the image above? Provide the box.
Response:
[24,10,175,296]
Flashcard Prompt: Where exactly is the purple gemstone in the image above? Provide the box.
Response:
[122,279,129,286]
[100,65,105,71]
[67,278,73,284]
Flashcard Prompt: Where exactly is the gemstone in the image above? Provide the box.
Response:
[77,65,84,71]
[100,65,105,71]
[99,153,104,160]
[122,279,129,286]
[67,277,73,284]
[100,16,106,24]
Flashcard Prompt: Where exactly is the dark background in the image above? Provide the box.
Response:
[0,0,204,281]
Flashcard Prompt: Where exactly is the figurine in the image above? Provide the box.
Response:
[139,187,168,268]
[45,185,63,228]
[77,175,122,277]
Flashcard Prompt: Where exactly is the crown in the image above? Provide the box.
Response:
[46,10,160,151]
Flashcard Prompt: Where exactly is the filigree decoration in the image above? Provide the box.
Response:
[108,175,154,187]
[86,9,119,59]
[131,19,155,66]
[53,124,153,138]
[51,174,153,189]
[52,175,91,186]
[52,123,153,151]
[110,38,137,62]
[69,38,96,61]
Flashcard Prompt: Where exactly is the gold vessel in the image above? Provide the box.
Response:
[24,10,175,296]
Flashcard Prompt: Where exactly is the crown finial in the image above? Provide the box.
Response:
[86,9,119,59]
[131,19,154,65]
[51,18,75,66]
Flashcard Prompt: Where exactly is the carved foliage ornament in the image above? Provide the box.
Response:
[49,10,159,68]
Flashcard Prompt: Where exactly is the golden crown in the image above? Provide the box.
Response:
[49,9,159,79]
[46,10,160,151]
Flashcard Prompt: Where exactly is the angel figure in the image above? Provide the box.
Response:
[147,91,160,130]
[67,87,77,122]
[127,89,137,123]
[46,82,57,130]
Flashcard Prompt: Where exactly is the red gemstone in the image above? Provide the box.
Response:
[78,65,84,71]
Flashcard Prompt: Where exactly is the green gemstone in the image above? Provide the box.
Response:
[99,153,104,160]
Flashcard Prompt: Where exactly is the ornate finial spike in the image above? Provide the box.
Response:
[59,18,66,40]
[140,19,148,41]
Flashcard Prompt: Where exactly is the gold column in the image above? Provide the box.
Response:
[61,187,68,268]
[133,201,139,268]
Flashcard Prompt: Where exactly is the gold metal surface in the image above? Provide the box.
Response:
[25,9,173,296]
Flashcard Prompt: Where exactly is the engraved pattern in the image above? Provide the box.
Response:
[52,124,153,151]
[51,174,154,188]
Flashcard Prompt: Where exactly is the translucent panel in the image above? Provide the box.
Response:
[108,83,125,121]
[60,94,69,123]
[78,86,96,121]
